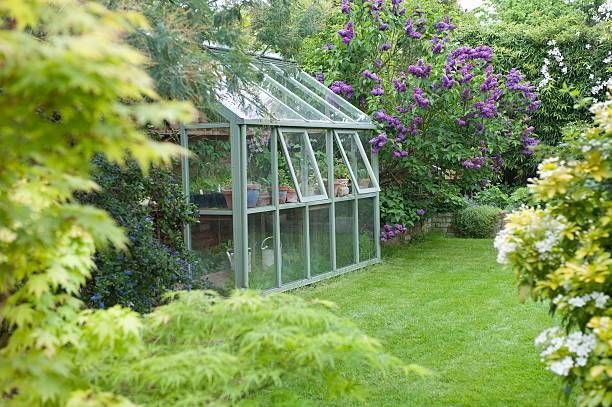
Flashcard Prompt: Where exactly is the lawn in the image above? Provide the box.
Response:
[289,234,565,406]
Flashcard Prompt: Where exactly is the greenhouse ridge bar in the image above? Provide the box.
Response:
[179,51,380,292]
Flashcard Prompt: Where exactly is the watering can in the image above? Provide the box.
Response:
[261,236,281,269]
[226,248,252,273]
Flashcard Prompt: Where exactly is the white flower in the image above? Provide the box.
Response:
[589,73,595,80]
[561,66,568,74]
[494,229,516,264]
[535,327,559,346]
[590,292,609,308]
[586,44,591,50]
[576,356,588,367]
[549,356,574,376]
[568,296,587,308]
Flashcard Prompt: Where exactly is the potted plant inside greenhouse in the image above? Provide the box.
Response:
[189,139,230,208]
[334,158,351,197]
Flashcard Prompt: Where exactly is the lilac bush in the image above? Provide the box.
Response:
[301,0,539,231]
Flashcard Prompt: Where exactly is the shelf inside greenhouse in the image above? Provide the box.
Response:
[180,51,380,292]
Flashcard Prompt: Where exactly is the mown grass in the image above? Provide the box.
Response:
[275,234,565,406]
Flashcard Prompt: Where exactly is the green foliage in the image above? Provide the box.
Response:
[0,0,195,404]
[94,290,420,405]
[453,206,503,238]
[80,156,204,313]
[474,185,510,208]
[248,0,331,58]
[506,186,530,210]
[462,0,612,148]
[495,100,611,405]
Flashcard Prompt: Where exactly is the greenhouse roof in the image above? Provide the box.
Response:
[211,50,375,129]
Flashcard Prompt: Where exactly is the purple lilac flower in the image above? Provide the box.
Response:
[379,22,389,31]
[480,65,500,92]
[431,35,447,54]
[447,46,493,68]
[521,126,539,155]
[441,73,455,89]
[371,85,384,96]
[341,0,351,13]
[374,58,383,68]
[408,59,432,79]
[491,155,504,171]
[393,78,407,93]
[462,156,485,169]
[323,43,335,50]
[380,223,407,242]
[330,81,353,98]
[391,0,404,15]
[379,42,391,52]
[314,72,325,83]
[413,87,430,108]
[456,117,467,127]
[459,64,475,84]
[461,88,472,102]
[473,99,496,118]
[475,122,485,134]
[338,21,354,45]
[480,140,488,154]
[404,18,422,39]
[416,208,426,216]
[369,132,388,153]
[506,68,540,112]
[434,16,456,32]
[393,150,409,157]
[363,69,381,83]
[397,104,412,113]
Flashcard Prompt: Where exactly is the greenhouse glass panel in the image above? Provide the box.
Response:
[279,129,327,202]
[191,215,233,290]
[217,79,304,121]
[188,129,231,209]
[358,198,376,262]
[333,136,354,198]
[246,126,273,209]
[254,70,331,122]
[335,130,379,193]
[280,208,306,284]
[263,60,371,123]
[254,62,351,123]
[307,129,330,195]
[309,204,332,276]
[335,200,356,269]
[248,212,276,290]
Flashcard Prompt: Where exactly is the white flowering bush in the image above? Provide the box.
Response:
[495,100,611,405]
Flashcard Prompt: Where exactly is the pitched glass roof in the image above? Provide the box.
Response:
[213,54,372,126]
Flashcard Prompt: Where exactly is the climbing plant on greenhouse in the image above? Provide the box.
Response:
[300,0,540,229]
[494,100,611,405]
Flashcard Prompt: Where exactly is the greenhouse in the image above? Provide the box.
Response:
[179,53,380,291]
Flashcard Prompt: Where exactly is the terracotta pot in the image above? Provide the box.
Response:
[278,186,290,204]
[222,188,233,209]
[334,178,350,197]
[256,191,272,206]
[286,187,298,203]
[358,178,370,189]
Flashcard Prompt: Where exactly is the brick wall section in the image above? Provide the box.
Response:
[399,212,507,241]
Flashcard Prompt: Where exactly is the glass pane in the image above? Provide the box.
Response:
[333,137,353,198]
[307,129,330,195]
[335,200,356,268]
[191,215,233,291]
[263,60,371,123]
[256,74,330,122]
[309,205,332,276]
[278,152,298,204]
[280,208,306,284]
[256,62,350,123]
[280,130,326,200]
[188,129,231,209]
[248,212,276,290]
[358,198,376,262]
[247,126,273,208]
[337,131,377,192]
[217,79,304,121]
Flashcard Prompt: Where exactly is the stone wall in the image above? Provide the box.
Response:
[400,211,506,241]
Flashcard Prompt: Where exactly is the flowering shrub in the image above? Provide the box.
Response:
[494,100,611,405]
[301,0,539,228]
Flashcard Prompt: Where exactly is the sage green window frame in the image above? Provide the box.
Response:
[278,128,328,203]
[334,130,380,194]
